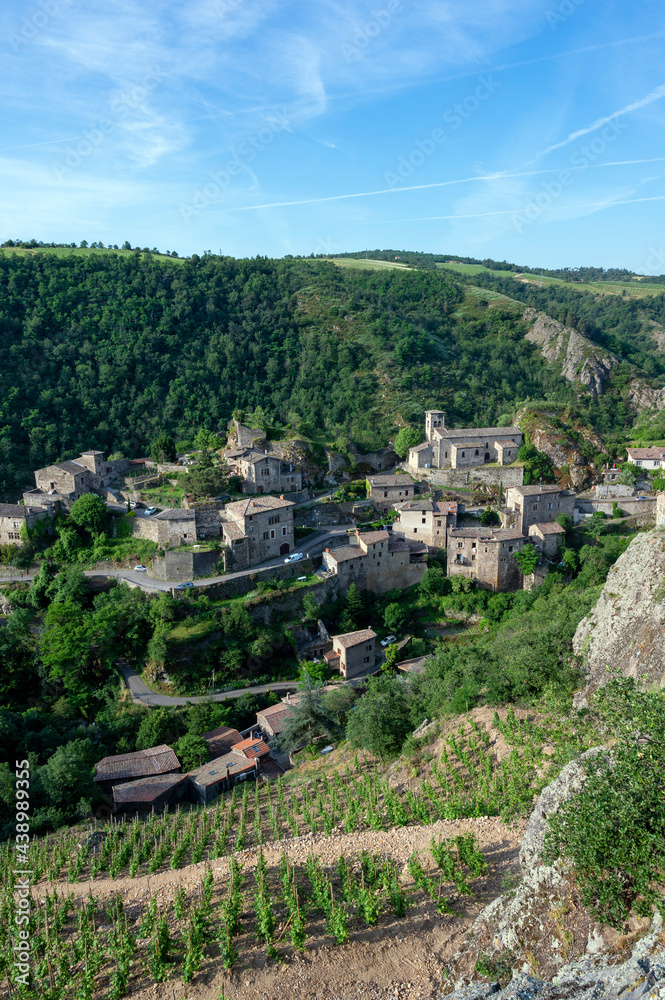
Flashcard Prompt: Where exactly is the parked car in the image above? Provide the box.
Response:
[133,565,148,573]
[176,581,194,589]
[144,506,159,516]
[130,500,144,509]
[380,635,397,647]
[284,552,304,563]
[212,495,231,502]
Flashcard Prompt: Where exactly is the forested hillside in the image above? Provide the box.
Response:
[1,248,665,496]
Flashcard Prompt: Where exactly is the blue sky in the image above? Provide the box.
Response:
[2,0,665,269]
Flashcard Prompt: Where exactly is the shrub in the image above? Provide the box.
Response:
[544,679,665,929]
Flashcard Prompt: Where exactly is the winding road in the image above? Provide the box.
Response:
[116,662,299,706]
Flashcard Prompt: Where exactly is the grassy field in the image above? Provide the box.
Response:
[325,257,413,271]
[437,261,664,298]
[0,246,184,264]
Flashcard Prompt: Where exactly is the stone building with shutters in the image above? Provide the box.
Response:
[504,484,576,535]
[392,498,458,550]
[321,528,426,595]
[221,494,295,569]
[324,628,378,679]
[365,473,415,511]
[407,410,523,472]
[0,503,53,547]
[447,527,528,591]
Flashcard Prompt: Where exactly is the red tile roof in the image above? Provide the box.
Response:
[203,726,243,758]
[231,737,271,759]
[94,745,180,782]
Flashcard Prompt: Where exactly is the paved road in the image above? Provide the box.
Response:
[0,525,350,592]
[117,662,299,706]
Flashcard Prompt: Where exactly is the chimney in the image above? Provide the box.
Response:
[325,548,330,552]
[280,494,284,500]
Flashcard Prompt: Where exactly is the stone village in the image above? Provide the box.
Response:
[4,408,662,818]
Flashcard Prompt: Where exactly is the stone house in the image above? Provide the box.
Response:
[202,726,243,758]
[222,494,295,568]
[407,410,523,472]
[601,464,621,483]
[505,484,576,535]
[321,528,426,595]
[626,447,665,470]
[528,521,566,558]
[0,503,53,547]
[256,703,294,738]
[112,774,188,814]
[93,745,181,795]
[324,628,378,679]
[33,450,129,499]
[447,528,528,591]
[366,473,415,511]
[225,446,302,494]
[187,754,259,804]
[392,499,458,549]
[657,492,665,527]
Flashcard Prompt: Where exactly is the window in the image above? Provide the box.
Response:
[384,491,388,498]
[261,468,270,476]
[457,542,463,548]
[421,518,426,524]
[532,504,538,511]
[268,515,281,524]
[461,451,465,458]
[282,526,287,536]
[501,557,506,562]
[471,554,476,561]
[636,460,643,467]
[363,656,370,663]
[366,644,371,651]
[508,545,513,552]
[436,520,441,527]
[413,528,417,534]
[13,522,19,529]
[475,449,479,456]
[270,529,275,539]
[263,531,269,540]
[547,502,552,510]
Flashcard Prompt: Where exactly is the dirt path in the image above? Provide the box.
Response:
[42,815,525,1000]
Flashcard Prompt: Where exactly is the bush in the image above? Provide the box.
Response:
[544,679,665,929]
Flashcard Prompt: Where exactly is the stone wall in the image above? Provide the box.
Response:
[429,465,524,489]
[151,549,223,582]
[575,496,656,518]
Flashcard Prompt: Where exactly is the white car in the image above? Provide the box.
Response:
[284,552,304,563]
[144,506,159,516]
[381,635,397,647]
[133,565,148,573]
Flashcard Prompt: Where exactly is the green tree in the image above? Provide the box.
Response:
[69,494,108,536]
[345,675,414,760]
[383,602,407,633]
[393,426,424,458]
[322,685,357,726]
[619,465,637,487]
[513,545,539,575]
[299,660,330,685]
[382,643,400,673]
[40,740,95,813]
[338,582,364,632]
[276,681,340,753]
[479,507,499,526]
[135,707,185,751]
[174,733,210,771]
[151,434,176,464]
[419,564,449,598]
[556,513,574,532]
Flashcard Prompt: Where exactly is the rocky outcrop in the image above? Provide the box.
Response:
[442,748,663,998]
[627,379,665,414]
[440,918,665,1000]
[572,529,665,705]
[516,409,603,488]
[523,309,617,397]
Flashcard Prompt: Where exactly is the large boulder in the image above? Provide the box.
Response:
[572,530,665,707]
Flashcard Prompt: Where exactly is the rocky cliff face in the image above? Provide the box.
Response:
[523,309,617,397]
[572,529,665,705]
[516,408,603,488]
